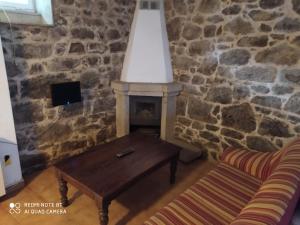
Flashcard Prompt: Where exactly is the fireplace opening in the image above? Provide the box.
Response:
[130,96,162,136]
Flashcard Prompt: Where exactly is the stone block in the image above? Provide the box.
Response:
[292,36,300,47]
[198,57,218,76]
[21,74,69,99]
[220,49,251,65]
[13,102,44,124]
[198,0,221,13]
[224,17,254,35]
[176,96,187,116]
[246,136,277,152]
[188,97,217,124]
[222,5,241,15]
[237,36,268,47]
[48,58,81,71]
[259,0,284,9]
[15,44,52,59]
[80,70,100,89]
[188,40,214,56]
[167,17,183,41]
[233,86,250,100]
[258,117,291,137]
[249,10,282,21]
[255,44,300,66]
[69,42,85,54]
[182,23,202,40]
[272,85,294,95]
[106,29,121,40]
[199,131,220,143]
[221,128,244,140]
[235,66,276,83]
[5,61,22,77]
[173,0,187,14]
[251,96,282,109]
[284,92,300,115]
[222,103,256,132]
[293,0,300,15]
[251,85,270,94]
[204,25,216,37]
[281,69,300,85]
[206,86,232,104]
[109,42,126,53]
[71,27,95,39]
[275,17,300,32]
[61,140,87,152]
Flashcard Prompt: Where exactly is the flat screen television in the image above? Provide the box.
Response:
[51,81,81,107]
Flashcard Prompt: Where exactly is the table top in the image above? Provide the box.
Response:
[55,133,181,200]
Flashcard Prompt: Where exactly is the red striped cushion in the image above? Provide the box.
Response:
[221,147,274,181]
[231,139,300,225]
[144,163,262,225]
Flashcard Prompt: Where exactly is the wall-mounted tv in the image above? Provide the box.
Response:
[51,81,81,107]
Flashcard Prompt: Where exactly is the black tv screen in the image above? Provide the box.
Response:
[51,81,81,107]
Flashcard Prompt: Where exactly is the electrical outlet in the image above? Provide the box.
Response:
[4,155,11,166]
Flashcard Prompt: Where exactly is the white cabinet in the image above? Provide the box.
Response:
[0,141,22,188]
[0,37,23,193]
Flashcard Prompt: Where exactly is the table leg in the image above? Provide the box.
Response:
[97,200,111,225]
[170,154,179,184]
[58,174,69,207]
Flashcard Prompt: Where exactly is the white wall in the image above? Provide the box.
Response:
[0,161,5,196]
[0,37,23,194]
[121,0,173,83]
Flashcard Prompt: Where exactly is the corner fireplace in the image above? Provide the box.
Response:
[112,81,182,141]
[111,0,183,141]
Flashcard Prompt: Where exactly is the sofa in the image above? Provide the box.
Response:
[144,138,300,225]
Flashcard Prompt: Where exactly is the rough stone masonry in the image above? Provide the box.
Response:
[0,0,135,173]
[165,0,300,160]
[1,0,300,173]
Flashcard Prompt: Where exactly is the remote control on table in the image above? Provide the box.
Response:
[116,147,135,158]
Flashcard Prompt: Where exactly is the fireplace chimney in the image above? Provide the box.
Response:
[121,0,173,83]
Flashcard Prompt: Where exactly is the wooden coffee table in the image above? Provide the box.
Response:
[54,133,180,225]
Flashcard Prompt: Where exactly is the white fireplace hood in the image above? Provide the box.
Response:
[121,0,173,83]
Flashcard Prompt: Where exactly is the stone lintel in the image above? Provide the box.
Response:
[112,81,182,96]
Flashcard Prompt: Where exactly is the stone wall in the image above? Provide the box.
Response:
[0,0,135,174]
[1,0,300,173]
[165,0,300,160]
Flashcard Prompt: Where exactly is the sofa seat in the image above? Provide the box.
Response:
[144,139,300,225]
[144,162,262,225]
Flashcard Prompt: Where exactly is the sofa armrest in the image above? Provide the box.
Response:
[221,147,274,180]
[230,165,300,225]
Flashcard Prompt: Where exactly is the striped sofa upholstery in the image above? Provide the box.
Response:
[144,138,300,225]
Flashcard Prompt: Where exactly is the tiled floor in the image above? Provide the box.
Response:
[1,159,300,225]
[0,159,216,225]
